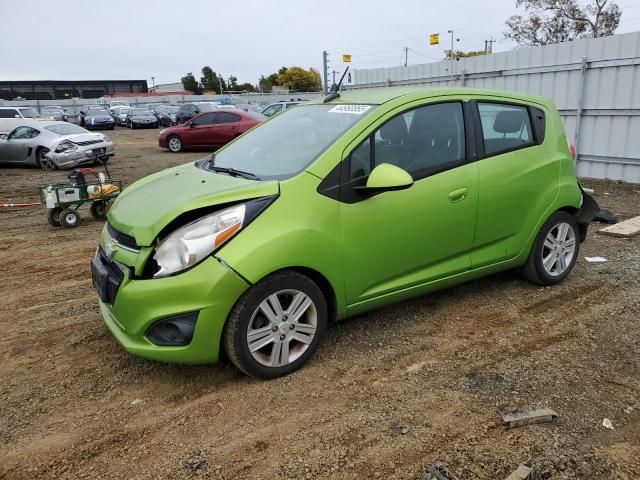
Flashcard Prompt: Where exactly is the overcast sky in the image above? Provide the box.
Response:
[2,0,640,86]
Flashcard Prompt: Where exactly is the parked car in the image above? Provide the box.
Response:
[174,102,220,124]
[158,109,264,152]
[156,105,179,127]
[0,106,40,134]
[261,100,306,117]
[82,107,116,130]
[126,108,159,129]
[0,120,114,170]
[111,106,131,126]
[92,87,599,379]
[41,106,68,122]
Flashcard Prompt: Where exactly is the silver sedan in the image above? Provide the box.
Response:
[0,120,114,170]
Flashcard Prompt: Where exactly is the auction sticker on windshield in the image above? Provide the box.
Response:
[328,104,372,114]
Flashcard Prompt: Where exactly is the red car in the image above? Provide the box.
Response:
[159,109,265,152]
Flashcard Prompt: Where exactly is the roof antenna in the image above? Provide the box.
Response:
[323,66,349,103]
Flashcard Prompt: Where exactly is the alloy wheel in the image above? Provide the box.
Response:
[246,289,318,368]
[541,222,576,277]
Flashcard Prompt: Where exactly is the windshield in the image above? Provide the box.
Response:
[88,108,108,115]
[45,124,88,135]
[43,108,63,114]
[208,104,375,180]
[132,108,151,115]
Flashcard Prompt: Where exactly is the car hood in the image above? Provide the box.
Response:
[87,115,113,121]
[132,115,157,120]
[107,162,279,246]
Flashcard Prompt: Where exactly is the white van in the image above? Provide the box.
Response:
[0,106,40,134]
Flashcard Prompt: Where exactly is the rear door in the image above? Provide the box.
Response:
[470,99,558,268]
[211,112,242,145]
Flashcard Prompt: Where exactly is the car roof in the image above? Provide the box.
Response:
[0,106,34,109]
[5,119,74,128]
[319,86,550,106]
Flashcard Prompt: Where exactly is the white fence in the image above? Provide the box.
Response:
[348,31,640,183]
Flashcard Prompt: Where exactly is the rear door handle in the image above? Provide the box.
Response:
[448,187,468,203]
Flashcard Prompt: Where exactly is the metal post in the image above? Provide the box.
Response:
[574,56,588,159]
[404,47,408,67]
[448,30,454,84]
[322,51,329,95]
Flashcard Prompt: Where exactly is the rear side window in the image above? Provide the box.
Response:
[216,112,241,124]
[191,112,216,125]
[531,107,546,143]
[478,103,533,156]
[0,109,18,118]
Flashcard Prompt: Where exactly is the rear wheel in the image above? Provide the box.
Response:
[36,148,55,170]
[521,211,579,285]
[168,136,182,152]
[47,207,63,227]
[223,271,327,379]
[90,200,108,220]
[59,209,81,228]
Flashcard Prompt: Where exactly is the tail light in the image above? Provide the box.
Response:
[567,140,577,161]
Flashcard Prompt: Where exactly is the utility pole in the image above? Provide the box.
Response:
[484,37,495,54]
[404,47,408,67]
[447,30,460,84]
[150,76,155,89]
[322,51,329,95]
[331,70,339,91]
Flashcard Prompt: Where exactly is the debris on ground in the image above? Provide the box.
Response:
[598,215,640,238]
[602,418,614,429]
[130,398,144,406]
[181,449,207,471]
[421,462,460,480]
[585,256,608,263]
[501,408,558,429]
[594,209,618,224]
[624,406,634,414]
[505,464,534,480]
[391,424,410,434]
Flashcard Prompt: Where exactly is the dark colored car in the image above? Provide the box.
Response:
[158,109,265,152]
[126,108,159,129]
[41,107,68,122]
[83,107,116,130]
[174,102,219,124]
[156,105,179,127]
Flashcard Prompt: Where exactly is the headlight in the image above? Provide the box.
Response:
[152,204,246,278]
[55,140,78,153]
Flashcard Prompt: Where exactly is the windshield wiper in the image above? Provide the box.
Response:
[209,164,260,180]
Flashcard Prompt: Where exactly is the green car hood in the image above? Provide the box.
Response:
[107,162,279,246]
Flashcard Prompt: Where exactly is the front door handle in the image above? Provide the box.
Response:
[448,187,468,203]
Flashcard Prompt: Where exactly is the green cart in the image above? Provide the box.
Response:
[39,168,122,228]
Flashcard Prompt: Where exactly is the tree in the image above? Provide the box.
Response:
[181,72,201,94]
[200,66,225,94]
[236,82,255,92]
[445,50,488,60]
[276,66,322,92]
[227,76,238,90]
[258,68,285,91]
[505,0,621,47]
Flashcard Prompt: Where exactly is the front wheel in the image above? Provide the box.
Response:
[521,211,579,285]
[167,135,182,152]
[223,271,327,379]
[59,209,81,228]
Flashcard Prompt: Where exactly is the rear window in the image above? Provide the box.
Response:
[45,124,88,135]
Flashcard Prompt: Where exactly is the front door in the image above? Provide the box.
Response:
[183,112,217,147]
[0,126,35,164]
[210,111,241,146]
[339,101,478,306]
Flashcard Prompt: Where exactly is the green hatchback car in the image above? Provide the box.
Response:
[92,87,598,378]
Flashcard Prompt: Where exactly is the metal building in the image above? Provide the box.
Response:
[0,80,148,101]
[348,31,640,183]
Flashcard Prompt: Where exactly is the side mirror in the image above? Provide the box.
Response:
[356,163,413,192]
[14,114,20,118]
[0,134,8,140]
[188,122,195,128]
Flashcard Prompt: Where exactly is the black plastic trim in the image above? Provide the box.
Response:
[146,312,199,346]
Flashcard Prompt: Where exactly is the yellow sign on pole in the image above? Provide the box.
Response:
[342,54,352,63]
[429,33,439,46]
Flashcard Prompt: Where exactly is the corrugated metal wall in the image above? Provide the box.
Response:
[349,32,640,183]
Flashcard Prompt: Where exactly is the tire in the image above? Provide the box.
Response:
[521,211,580,286]
[59,209,81,228]
[167,136,182,153]
[36,148,54,170]
[223,270,328,379]
[90,200,108,220]
[47,207,63,227]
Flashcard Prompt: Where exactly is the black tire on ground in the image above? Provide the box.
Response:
[36,147,54,170]
[223,270,328,379]
[167,135,182,153]
[47,207,63,227]
[59,209,81,228]
[520,211,580,286]
[90,200,109,220]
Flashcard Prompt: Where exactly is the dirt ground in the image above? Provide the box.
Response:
[1,128,639,480]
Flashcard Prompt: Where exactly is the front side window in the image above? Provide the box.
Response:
[262,104,282,117]
[349,102,466,181]
[9,126,39,139]
[209,104,375,180]
[478,103,533,156]
[192,112,217,126]
[19,108,38,118]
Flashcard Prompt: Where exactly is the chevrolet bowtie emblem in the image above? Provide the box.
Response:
[104,241,116,259]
